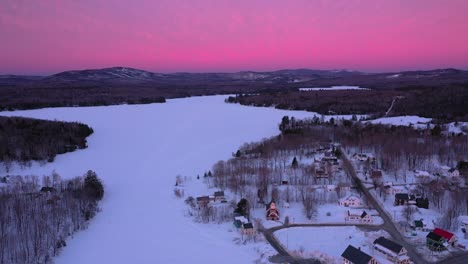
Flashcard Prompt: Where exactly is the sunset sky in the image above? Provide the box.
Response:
[1,0,468,75]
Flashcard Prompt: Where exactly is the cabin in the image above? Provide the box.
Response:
[214,191,225,202]
[426,231,447,251]
[266,200,280,221]
[241,223,255,235]
[373,237,410,264]
[346,210,372,223]
[339,195,362,207]
[433,228,457,246]
[383,182,402,195]
[341,245,377,264]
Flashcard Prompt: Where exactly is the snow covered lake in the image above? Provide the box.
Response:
[1,95,324,263]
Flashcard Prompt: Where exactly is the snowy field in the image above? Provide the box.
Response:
[299,86,369,91]
[275,226,389,262]
[367,116,432,128]
[0,95,344,264]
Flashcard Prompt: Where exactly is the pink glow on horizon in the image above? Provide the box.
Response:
[1,0,468,75]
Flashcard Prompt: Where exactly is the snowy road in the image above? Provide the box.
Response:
[1,96,319,264]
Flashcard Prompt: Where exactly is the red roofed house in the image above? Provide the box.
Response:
[433,228,457,246]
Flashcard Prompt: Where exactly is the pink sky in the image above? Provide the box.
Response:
[1,0,468,75]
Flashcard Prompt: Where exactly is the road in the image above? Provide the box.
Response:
[340,147,427,264]
[257,147,468,264]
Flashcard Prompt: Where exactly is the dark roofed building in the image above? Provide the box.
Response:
[394,193,410,206]
[341,245,377,264]
[426,231,447,251]
[213,191,225,202]
[373,237,410,263]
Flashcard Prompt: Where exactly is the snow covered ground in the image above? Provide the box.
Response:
[299,86,369,91]
[0,95,346,264]
[275,226,389,262]
[367,116,432,128]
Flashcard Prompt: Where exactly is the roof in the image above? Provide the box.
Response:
[214,191,224,197]
[371,170,382,177]
[373,237,403,254]
[395,193,409,200]
[242,223,253,229]
[433,228,455,240]
[448,168,457,173]
[360,211,368,218]
[426,231,444,242]
[234,216,249,224]
[341,245,373,264]
[414,220,423,228]
[196,196,209,202]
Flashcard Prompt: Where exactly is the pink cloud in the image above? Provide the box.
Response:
[0,0,467,74]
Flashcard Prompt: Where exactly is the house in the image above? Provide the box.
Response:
[196,196,210,207]
[433,228,457,246]
[447,168,460,177]
[266,200,280,221]
[346,210,372,223]
[341,245,377,264]
[412,219,434,232]
[426,231,447,251]
[214,191,225,202]
[233,215,249,228]
[394,193,409,205]
[415,197,429,209]
[339,195,362,207]
[241,223,255,235]
[373,237,410,264]
[414,170,430,178]
[394,193,415,206]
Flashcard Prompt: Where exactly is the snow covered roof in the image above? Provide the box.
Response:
[234,216,249,223]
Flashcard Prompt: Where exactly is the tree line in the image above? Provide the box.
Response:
[0,116,93,171]
[0,170,104,264]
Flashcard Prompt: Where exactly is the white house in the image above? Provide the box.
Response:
[339,195,362,207]
[373,237,410,264]
[346,210,373,223]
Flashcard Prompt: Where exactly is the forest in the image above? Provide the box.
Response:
[0,170,104,264]
[0,116,93,170]
[226,84,468,121]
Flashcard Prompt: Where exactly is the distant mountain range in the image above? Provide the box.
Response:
[1,67,467,88]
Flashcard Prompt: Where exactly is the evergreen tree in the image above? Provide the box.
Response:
[84,170,104,201]
[234,198,249,217]
[292,156,298,168]
[235,150,241,158]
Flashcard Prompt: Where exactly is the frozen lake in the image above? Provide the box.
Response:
[1,95,321,263]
